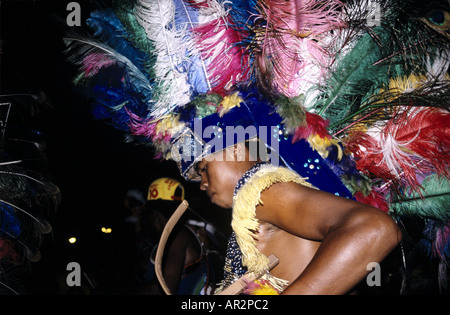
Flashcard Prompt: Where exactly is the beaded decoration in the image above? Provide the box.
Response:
[215,162,267,293]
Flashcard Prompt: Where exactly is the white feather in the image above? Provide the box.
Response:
[189,0,230,24]
[376,132,418,177]
[426,51,450,80]
[360,115,420,178]
[134,0,193,117]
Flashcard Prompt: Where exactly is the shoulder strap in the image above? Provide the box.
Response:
[155,200,189,295]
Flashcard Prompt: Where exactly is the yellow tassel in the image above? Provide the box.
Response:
[251,285,279,295]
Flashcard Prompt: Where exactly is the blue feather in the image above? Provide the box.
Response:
[87,9,153,83]
[224,0,259,27]
[0,203,21,238]
[173,0,210,94]
[72,45,153,132]
[173,0,199,30]
[90,82,151,132]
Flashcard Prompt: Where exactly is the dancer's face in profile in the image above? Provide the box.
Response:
[196,144,255,209]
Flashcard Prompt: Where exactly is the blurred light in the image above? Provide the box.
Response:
[68,237,77,244]
[101,227,112,234]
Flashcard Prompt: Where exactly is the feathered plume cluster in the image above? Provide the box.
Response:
[66,0,449,293]
[65,0,347,155]
[0,93,61,294]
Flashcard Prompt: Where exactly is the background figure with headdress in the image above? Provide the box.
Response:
[135,177,221,294]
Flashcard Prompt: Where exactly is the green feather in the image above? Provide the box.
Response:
[306,0,448,134]
[306,26,407,132]
[113,0,156,77]
[191,93,223,118]
[274,94,306,133]
[389,174,450,222]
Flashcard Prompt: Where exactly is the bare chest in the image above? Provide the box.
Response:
[256,222,321,283]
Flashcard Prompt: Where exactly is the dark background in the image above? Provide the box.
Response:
[0,0,231,294]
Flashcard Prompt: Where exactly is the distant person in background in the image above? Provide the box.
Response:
[137,177,220,295]
[123,189,146,234]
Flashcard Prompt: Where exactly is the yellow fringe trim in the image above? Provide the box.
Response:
[231,165,316,290]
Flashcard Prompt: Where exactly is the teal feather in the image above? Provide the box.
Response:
[390,174,450,222]
[113,4,157,77]
[305,26,408,132]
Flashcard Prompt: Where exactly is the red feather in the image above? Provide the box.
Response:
[392,107,450,176]
[354,190,389,213]
[292,111,331,143]
[346,131,398,183]
[347,107,450,192]
[0,239,20,262]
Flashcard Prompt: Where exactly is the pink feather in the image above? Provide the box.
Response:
[184,0,209,8]
[192,16,250,93]
[82,53,116,77]
[127,110,158,139]
[255,0,345,97]
[127,109,173,147]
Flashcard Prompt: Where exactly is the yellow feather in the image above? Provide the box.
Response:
[307,134,342,160]
[218,92,243,117]
[248,280,280,295]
